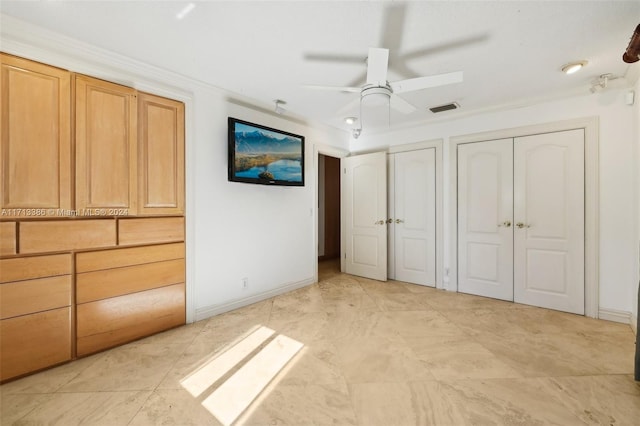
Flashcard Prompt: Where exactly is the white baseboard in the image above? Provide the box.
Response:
[598,308,631,324]
[631,313,638,335]
[194,277,315,322]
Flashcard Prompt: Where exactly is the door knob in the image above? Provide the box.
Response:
[516,222,531,229]
[498,220,511,228]
[387,218,393,224]
[395,219,404,224]
[375,220,385,225]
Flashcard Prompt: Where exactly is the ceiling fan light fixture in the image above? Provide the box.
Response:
[361,86,391,107]
[344,117,357,125]
[561,60,588,74]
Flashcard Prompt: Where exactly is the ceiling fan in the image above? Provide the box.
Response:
[305,47,463,116]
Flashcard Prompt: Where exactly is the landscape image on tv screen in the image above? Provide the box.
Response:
[229,118,304,186]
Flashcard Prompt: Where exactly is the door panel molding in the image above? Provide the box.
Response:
[449,117,599,318]
[343,151,387,281]
[387,139,444,289]
[391,148,437,286]
[458,139,514,301]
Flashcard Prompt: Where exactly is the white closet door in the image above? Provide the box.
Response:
[513,129,585,314]
[393,149,436,286]
[458,139,514,301]
[343,152,388,281]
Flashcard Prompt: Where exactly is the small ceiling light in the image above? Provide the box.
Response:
[176,3,196,20]
[274,99,286,115]
[344,117,357,125]
[561,61,588,74]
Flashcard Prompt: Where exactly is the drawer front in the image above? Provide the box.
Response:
[76,258,185,303]
[0,254,71,283]
[118,217,184,245]
[76,242,184,273]
[0,222,17,255]
[20,219,116,254]
[0,275,72,319]
[0,307,72,381]
[76,283,185,356]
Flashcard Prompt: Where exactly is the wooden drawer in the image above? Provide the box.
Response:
[0,275,72,320]
[76,283,185,356]
[0,254,71,283]
[76,242,184,273]
[20,219,116,254]
[118,217,184,245]
[0,222,17,255]
[0,307,72,381]
[77,258,185,303]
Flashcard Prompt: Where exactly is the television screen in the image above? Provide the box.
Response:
[228,117,305,186]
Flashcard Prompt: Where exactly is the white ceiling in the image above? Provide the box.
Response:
[2,1,639,134]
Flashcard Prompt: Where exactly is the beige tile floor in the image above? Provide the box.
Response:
[2,260,639,425]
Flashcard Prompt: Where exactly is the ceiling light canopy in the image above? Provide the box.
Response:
[561,60,588,74]
[344,117,357,125]
[274,99,286,115]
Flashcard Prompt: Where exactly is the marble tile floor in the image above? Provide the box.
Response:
[2,260,639,425]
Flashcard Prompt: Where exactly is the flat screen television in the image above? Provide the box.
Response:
[228,117,305,186]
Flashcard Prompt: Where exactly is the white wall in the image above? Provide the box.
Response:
[192,93,348,320]
[0,15,350,323]
[353,89,638,315]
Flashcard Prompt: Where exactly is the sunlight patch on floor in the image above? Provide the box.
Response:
[180,325,305,425]
[180,326,275,397]
[202,334,304,425]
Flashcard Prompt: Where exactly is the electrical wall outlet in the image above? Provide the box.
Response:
[242,277,248,290]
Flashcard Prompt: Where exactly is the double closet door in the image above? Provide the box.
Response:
[457,129,585,314]
[343,148,436,287]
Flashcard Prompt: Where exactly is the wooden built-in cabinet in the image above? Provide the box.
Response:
[0,254,73,380]
[75,75,138,214]
[76,242,185,356]
[138,92,185,215]
[0,54,186,382]
[0,54,72,217]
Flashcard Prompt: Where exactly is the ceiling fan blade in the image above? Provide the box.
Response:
[403,35,489,61]
[336,96,362,116]
[390,94,416,114]
[303,53,365,64]
[366,47,389,85]
[302,84,361,93]
[379,4,406,53]
[390,71,463,94]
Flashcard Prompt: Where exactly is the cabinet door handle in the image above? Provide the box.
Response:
[375,220,385,225]
[395,219,404,224]
[516,222,531,229]
[387,218,394,224]
[498,220,511,228]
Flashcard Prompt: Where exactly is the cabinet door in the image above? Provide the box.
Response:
[0,54,71,216]
[75,75,137,214]
[137,92,185,215]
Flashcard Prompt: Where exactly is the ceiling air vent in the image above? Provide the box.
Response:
[429,102,459,113]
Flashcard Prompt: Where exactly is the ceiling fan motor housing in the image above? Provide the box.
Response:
[361,85,392,106]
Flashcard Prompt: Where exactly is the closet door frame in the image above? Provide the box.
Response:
[448,117,599,318]
[388,139,444,289]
